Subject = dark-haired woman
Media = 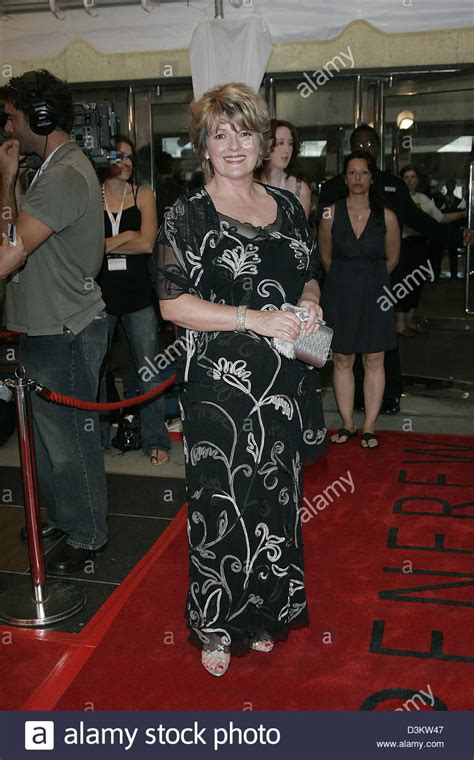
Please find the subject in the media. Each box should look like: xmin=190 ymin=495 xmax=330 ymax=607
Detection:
xmin=258 ymin=119 xmax=311 ymax=219
xmin=97 ymin=135 xmax=170 ymax=465
xmin=319 ymin=151 xmax=400 ymax=449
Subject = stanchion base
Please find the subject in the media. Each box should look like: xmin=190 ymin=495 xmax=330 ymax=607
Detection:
xmin=0 ymin=581 xmax=86 ymax=627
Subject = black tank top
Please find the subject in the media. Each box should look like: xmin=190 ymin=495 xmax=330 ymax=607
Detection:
xmin=97 ymin=185 xmax=154 ymax=316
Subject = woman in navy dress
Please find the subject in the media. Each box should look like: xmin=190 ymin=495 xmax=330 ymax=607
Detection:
xmin=319 ymin=151 xmax=400 ymax=449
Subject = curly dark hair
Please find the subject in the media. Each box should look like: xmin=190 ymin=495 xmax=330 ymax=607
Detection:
xmin=343 ymin=150 xmax=385 ymax=219
xmin=0 ymin=69 xmax=74 ymax=133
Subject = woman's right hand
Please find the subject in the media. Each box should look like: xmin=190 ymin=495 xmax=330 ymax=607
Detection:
xmin=245 ymin=308 xmax=302 ymax=341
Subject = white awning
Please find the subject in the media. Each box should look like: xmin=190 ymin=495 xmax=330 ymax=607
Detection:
xmin=0 ymin=0 xmax=472 ymax=64
xmin=190 ymin=13 xmax=273 ymax=98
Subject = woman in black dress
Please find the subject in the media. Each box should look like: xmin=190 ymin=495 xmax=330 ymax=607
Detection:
xmin=155 ymin=83 xmax=327 ymax=677
xmin=319 ymin=151 xmax=400 ymax=449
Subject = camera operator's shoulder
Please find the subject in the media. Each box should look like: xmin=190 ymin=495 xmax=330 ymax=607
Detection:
xmin=48 ymin=161 xmax=90 ymax=196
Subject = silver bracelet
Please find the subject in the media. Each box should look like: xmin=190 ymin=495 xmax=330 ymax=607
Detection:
xmin=236 ymin=304 xmax=248 ymax=332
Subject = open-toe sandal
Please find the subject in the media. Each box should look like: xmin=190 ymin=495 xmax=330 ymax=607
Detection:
xmin=331 ymin=427 xmax=357 ymax=444
xmin=150 ymin=449 xmax=170 ymax=466
xmin=360 ymin=432 xmax=379 ymax=449
xmin=201 ymin=644 xmax=231 ymax=677
xmin=250 ymin=634 xmax=274 ymax=653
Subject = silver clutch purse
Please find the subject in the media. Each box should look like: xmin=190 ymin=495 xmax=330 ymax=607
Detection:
xmin=272 ymin=303 xmax=333 ymax=368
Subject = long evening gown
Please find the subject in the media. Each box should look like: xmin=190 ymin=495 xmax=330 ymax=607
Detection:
xmin=155 ymin=185 xmax=327 ymax=654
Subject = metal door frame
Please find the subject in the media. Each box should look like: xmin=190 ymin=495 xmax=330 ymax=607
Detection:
xmin=466 ymin=162 xmax=474 ymax=315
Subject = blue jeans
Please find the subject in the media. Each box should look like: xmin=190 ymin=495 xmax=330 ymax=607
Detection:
xmin=20 ymin=314 xmax=108 ymax=550
xmin=99 ymin=306 xmax=170 ymax=456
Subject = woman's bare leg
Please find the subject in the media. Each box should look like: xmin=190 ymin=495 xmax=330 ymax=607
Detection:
xmin=331 ymin=352 xmax=356 ymax=442
xmin=362 ymin=351 xmax=385 ymax=443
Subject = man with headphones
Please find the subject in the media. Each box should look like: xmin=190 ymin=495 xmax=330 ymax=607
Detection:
xmin=0 ymin=69 xmax=108 ymax=573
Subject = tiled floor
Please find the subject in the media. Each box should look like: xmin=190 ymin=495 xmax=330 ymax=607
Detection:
xmin=0 ymin=450 xmax=186 ymax=633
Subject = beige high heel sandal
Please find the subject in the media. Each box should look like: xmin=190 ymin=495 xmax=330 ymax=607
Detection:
xmin=201 ymin=643 xmax=231 ymax=677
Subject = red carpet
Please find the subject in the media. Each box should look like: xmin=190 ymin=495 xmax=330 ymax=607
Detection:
xmin=0 ymin=633 xmax=71 ymax=710
xmin=2 ymin=431 xmax=473 ymax=711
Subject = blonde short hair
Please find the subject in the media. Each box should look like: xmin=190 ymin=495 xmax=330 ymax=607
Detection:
xmin=189 ymin=82 xmax=271 ymax=176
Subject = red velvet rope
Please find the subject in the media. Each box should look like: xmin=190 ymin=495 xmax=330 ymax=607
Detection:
xmin=36 ymin=374 xmax=176 ymax=411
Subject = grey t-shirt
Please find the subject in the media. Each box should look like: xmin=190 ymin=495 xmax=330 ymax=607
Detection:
xmin=7 ymin=141 xmax=105 ymax=336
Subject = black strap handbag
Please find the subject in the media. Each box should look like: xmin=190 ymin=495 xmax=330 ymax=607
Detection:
xmin=111 ymin=413 xmax=142 ymax=452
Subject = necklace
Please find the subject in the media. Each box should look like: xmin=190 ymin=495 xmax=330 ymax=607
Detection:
xmin=348 ymin=205 xmax=369 ymax=221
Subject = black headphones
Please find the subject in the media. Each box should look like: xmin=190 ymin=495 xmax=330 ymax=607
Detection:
xmin=14 ymin=71 xmax=61 ymax=136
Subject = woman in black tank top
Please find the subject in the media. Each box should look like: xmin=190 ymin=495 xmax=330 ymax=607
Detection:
xmin=97 ymin=136 xmax=170 ymax=465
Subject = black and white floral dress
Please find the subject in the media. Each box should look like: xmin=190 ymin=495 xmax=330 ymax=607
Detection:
xmin=154 ymin=185 xmax=327 ymax=654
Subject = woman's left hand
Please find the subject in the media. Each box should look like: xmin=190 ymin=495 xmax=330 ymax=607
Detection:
xmin=297 ymin=298 xmax=323 ymax=336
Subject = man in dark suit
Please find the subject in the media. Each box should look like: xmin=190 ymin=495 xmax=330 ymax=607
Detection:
xmin=318 ymin=124 xmax=463 ymax=414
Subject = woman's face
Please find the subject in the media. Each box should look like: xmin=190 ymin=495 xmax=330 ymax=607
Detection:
xmin=345 ymin=158 xmax=372 ymax=196
xmin=403 ymin=170 xmax=418 ymax=193
xmin=269 ymin=126 xmax=293 ymax=171
xmin=207 ymin=120 xmax=259 ymax=181
xmin=110 ymin=140 xmax=133 ymax=181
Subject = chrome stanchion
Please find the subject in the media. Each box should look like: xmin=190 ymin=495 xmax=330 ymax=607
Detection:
xmin=0 ymin=366 xmax=85 ymax=627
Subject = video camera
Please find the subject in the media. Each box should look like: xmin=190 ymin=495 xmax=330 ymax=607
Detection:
xmin=0 ymin=99 xmax=122 ymax=169
xmin=70 ymin=100 xmax=122 ymax=168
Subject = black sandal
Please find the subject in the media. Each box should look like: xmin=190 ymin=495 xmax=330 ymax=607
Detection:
xmin=360 ymin=432 xmax=379 ymax=449
xmin=331 ymin=427 xmax=357 ymax=444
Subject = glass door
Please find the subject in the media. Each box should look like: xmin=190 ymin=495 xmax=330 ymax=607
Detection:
xmin=466 ymin=161 xmax=474 ymax=315
xmin=382 ymin=72 xmax=474 ymax=389
xmin=384 ymin=74 xmax=474 ymax=305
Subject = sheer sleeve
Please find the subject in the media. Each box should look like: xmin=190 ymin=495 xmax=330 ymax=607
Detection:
xmin=305 ymin=238 xmax=321 ymax=283
xmin=294 ymin=197 xmax=321 ymax=283
xmin=151 ymin=195 xmax=198 ymax=301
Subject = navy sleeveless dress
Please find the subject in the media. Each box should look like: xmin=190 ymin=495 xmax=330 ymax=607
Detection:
xmin=321 ymin=199 xmax=396 ymax=354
